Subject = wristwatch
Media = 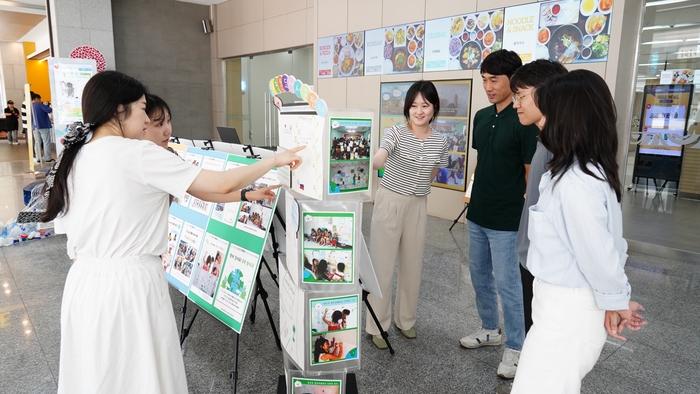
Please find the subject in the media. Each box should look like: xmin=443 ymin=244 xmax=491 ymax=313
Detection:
xmin=241 ymin=188 xmax=249 ymax=202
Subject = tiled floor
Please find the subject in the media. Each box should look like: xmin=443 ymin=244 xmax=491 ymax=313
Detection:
xmin=1 ymin=140 xmax=700 ymax=393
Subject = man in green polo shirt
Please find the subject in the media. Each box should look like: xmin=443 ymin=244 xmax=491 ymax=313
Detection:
xmin=459 ymin=50 xmax=539 ymax=380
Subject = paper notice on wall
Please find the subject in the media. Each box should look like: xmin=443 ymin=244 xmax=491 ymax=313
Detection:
xmin=503 ymin=3 xmax=541 ymax=64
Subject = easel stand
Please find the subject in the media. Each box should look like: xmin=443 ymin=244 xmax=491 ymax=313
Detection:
xmin=449 ymin=203 xmax=469 ymax=232
xmin=360 ymin=279 xmax=394 ymax=354
xmin=179 ymin=296 xmax=199 ymax=348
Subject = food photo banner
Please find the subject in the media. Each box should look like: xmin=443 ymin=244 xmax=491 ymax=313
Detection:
xmin=317 ymin=0 xmax=614 ymax=76
xmin=318 ymin=32 xmax=366 ymax=78
xmin=424 ymin=9 xmax=505 ymax=71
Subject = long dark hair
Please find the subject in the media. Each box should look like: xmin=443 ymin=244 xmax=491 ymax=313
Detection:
xmin=537 ymin=70 xmax=622 ymax=201
xmin=42 ymin=71 xmax=147 ymax=221
xmin=313 ymin=336 xmax=328 ymax=362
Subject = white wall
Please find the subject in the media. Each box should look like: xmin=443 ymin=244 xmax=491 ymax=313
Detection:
xmin=0 ymin=42 xmax=28 ymax=106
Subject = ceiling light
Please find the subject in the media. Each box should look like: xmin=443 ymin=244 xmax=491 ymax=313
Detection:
xmin=641 ymin=39 xmax=684 ymax=45
xmin=639 ymin=62 xmax=666 ymax=66
xmin=646 ymin=0 xmax=689 ymax=7
xmin=686 ymin=38 xmax=700 ymax=42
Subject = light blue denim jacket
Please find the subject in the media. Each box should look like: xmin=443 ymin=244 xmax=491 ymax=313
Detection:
xmin=526 ymin=162 xmax=631 ymax=310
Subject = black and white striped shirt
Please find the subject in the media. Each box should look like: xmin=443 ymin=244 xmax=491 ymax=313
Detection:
xmin=380 ymin=124 xmax=449 ymax=196
xmin=21 ymin=102 xmax=27 ymax=133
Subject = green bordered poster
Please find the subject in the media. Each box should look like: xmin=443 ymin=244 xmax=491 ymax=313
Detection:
xmin=329 ymin=118 xmax=371 ymax=194
xmin=163 ymin=145 xmax=279 ymax=333
xmin=292 ymin=377 xmax=342 ymax=394
xmin=309 ymin=295 xmax=359 ymax=366
xmin=301 ymin=212 xmax=355 ymax=285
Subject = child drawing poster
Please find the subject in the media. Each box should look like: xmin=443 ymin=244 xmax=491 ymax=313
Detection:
xmin=171 ymin=222 xmax=204 ymax=287
xmin=163 ymin=215 xmax=183 ymax=272
xmin=309 ymin=295 xmax=359 ymax=366
xmin=190 ymin=233 xmax=229 ymax=303
xmin=301 ymin=212 xmax=355 ymax=284
xmin=234 ymin=169 xmax=279 ymax=238
xmin=292 ymin=377 xmax=342 ymax=394
xmin=211 ymin=161 xmax=244 ymax=225
xmin=213 ymin=245 xmax=260 ymax=326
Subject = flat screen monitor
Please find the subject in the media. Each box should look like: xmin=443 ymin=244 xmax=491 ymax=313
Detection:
xmin=216 ymin=126 xmax=241 ymax=144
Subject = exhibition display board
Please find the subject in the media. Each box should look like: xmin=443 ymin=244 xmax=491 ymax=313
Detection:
xmin=317 ymin=0 xmax=615 ymax=77
xmin=378 ymin=79 xmax=472 ymax=191
xmin=47 ymin=58 xmax=97 ymax=156
xmin=270 ymin=74 xmax=375 ymax=392
xmin=163 ymin=145 xmax=280 ymax=333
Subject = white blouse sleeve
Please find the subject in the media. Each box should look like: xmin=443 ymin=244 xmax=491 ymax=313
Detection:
xmin=559 ymin=182 xmax=631 ymax=310
xmin=139 ymin=143 xmax=202 ymax=198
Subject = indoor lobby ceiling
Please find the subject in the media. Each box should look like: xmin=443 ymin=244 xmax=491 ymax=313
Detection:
xmin=0 ymin=0 xmax=45 ymax=42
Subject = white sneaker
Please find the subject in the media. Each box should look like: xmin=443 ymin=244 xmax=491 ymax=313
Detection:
xmin=497 ymin=348 xmax=520 ymax=379
xmin=459 ymin=327 xmax=502 ymax=349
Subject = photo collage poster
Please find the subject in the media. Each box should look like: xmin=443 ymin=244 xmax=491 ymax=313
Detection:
xmin=378 ymin=80 xmax=472 ymax=191
xmin=164 ymin=146 xmax=281 ymax=333
xmin=291 ymin=377 xmax=342 ymax=394
xmin=301 ymin=212 xmax=355 ymax=285
xmin=329 ymin=118 xmax=371 ymax=194
xmin=309 ymin=295 xmax=359 ymax=366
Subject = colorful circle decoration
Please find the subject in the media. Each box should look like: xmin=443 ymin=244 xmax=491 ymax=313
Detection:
xmin=269 ymin=74 xmax=328 ymax=117
xmin=69 ymin=45 xmax=106 ymax=72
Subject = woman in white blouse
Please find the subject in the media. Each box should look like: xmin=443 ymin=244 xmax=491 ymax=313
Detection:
xmin=511 ymin=70 xmax=646 ymax=393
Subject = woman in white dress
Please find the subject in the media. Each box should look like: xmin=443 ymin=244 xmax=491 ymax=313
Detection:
xmin=42 ymin=71 xmax=303 ymax=394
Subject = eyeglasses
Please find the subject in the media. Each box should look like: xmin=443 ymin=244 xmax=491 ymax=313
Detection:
xmin=512 ymin=93 xmax=530 ymax=104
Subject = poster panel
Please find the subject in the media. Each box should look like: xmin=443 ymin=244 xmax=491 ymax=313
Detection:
xmin=291 ymin=378 xmax=342 ymax=394
xmin=301 ymin=212 xmax=355 ymax=285
xmin=503 ymin=3 xmax=541 ymax=63
xmin=378 ymin=80 xmax=472 ymax=191
xmin=317 ymin=31 xmax=366 ymax=78
xmin=538 ymin=0 xmax=613 ymax=64
xmin=164 ymin=147 xmax=282 ymax=333
xmin=309 ymin=295 xmax=359 ymax=366
xmin=365 ymin=22 xmax=425 ymax=75
xmin=329 ymin=118 xmax=371 ymax=194
xmin=47 ymin=58 xmax=97 ymax=156
xmin=424 ymin=9 xmax=504 ymax=72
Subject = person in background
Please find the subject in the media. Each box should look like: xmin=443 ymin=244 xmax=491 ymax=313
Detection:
xmin=366 ymin=80 xmax=448 ymax=349
xmin=31 ymin=93 xmax=54 ymax=163
xmin=21 ymin=93 xmax=33 ymax=140
xmin=42 ymin=70 xmax=303 ymax=393
xmin=142 ymin=93 xmax=278 ymax=203
xmin=511 ymin=70 xmax=646 ymax=393
xmin=4 ymin=100 xmax=20 ymax=145
xmin=459 ymin=50 xmax=539 ymax=380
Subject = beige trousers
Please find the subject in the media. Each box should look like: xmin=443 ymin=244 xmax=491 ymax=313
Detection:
xmin=365 ymin=186 xmax=427 ymax=335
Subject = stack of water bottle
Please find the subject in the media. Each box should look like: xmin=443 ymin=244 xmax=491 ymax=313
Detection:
xmin=0 ymin=220 xmax=53 ymax=246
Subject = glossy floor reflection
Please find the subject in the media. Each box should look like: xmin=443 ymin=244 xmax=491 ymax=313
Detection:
xmin=1 ymin=208 xmax=699 ymax=394
xmin=1 ymin=140 xmax=699 ymax=393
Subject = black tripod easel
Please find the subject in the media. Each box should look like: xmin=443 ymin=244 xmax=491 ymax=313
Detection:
xmin=449 ymin=202 xmax=469 ymax=232
xmin=179 ymin=296 xmax=199 ymax=348
xmin=360 ymin=278 xmax=394 ymax=354
xmin=231 ymin=150 xmax=286 ymax=393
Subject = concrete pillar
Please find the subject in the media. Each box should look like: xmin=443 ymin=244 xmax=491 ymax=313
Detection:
xmin=47 ymin=0 xmax=116 ymax=71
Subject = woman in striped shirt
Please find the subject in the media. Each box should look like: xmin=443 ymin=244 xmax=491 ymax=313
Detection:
xmin=366 ymin=81 xmax=449 ymax=348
